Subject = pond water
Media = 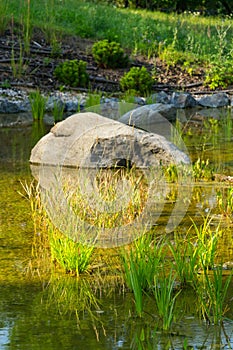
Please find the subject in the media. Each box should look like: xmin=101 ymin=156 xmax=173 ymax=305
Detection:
xmin=0 ymin=110 xmax=233 ymax=349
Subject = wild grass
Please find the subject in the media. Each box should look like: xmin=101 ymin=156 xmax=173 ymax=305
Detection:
xmin=0 ymin=0 xmax=10 ymax=35
xmin=4 ymin=0 xmax=233 ymax=66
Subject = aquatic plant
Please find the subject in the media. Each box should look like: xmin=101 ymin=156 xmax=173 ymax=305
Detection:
xmin=168 ymin=231 xmax=199 ymax=287
xmin=121 ymin=234 xmax=165 ymax=317
xmin=152 ymin=270 xmax=181 ymax=331
xmin=67 ymin=167 xmax=148 ymax=229
xmin=52 ymin=100 xmax=64 ymax=122
xmin=192 ymin=158 xmax=214 ymax=181
xmin=49 ymin=228 xmax=94 ymax=276
xmin=29 ymin=89 xmax=47 ymax=121
xmin=195 ymin=267 xmax=233 ymax=325
xmin=191 ymin=216 xmax=220 ymax=271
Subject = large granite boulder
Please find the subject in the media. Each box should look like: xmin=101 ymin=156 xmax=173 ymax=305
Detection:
xmin=30 ymin=111 xmax=190 ymax=168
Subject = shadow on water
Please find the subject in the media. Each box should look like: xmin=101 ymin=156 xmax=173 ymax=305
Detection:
xmin=0 ymin=111 xmax=233 ymax=349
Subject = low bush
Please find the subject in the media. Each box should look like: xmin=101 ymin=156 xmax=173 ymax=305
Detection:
xmin=92 ymin=39 xmax=129 ymax=68
xmin=204 ymin=60 xmax=233 ymax=90
xmin=54 ymin=59 xmax=89 ymax=87
xmin=120 ymin=66 xmax=154 ymax=95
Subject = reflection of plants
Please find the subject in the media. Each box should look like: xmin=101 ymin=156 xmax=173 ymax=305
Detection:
xmin=192 ymin=158 xmax=213 ymax=181
xmin=54 ymin=59 xmax=89 ymax=88
xmin=29 ymin=89 xmax=47 ymax=121
xmin=92 ymin=39 xmax=128 ymax=68
xmin=120 ymin=66 xmax=154 ymax=96
xmin=67 ymin=168 xmax=148 ymax=228
xmin=217 ymin=187 xmax=233 ymax=218
xmin=45 ymin=276 xmax=102 ymax=329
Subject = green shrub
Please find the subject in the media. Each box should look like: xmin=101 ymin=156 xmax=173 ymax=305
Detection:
xmin=120 ymin=66 xmax=154 ymax=95
xmin=204 ymin=60 xmax=233 ymax=90
xmin=92 ymin=39 xmax=129 ymax=69
xmin=54 ymin=59 xmax=89 ymax=87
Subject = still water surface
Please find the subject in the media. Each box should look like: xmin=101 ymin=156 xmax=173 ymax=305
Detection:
xmin=0 ymin=112 xmax=233 ymax=349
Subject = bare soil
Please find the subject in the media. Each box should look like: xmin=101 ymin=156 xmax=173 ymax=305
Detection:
xmin=0 ymin=28 xmax=230 ymax=96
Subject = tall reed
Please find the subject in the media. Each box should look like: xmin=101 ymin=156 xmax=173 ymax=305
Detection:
xmin=168 ymin=231 xmax=199 ymax=287
xmin=121 ymin=234 xmax=165 ymax=317
xmin=29 ymin=89 xmax=47 ymax=121
xmin=195 ymin=267 xmax=233 ymax=325
xmin=152 ymin=270 xmax=181 ymax=331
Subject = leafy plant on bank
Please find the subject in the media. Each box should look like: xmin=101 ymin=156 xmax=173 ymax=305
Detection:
xmin=54 ymin=59 xmax=89 ymax=88
xmin=120 ymin=66 xmax=154 ymax=96
xmin=92 ymin=39 xmax=129 ymax=68
xmin=204 ymin=59 xmax=233 ymax=90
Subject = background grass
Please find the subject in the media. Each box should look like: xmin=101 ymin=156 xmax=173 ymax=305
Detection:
xmin=3 ymin=0 xmax=233 ymax=62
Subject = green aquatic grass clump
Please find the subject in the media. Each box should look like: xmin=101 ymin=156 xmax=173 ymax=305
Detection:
xmin=54 ymin=59 xmax=89 ymax=88
xmin=49 ymin=231 xmax=94 ymax=276
xmin=29 ymin=89 xmax=47 ymax=121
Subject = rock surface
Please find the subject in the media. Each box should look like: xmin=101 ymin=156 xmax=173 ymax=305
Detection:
xmin=119 ymin=103 xmax=177 ymax=139
xmin=197 ymin=92 xmax=230 ymax=107
xmin=30 ymin=112 xmax=190 ymax=168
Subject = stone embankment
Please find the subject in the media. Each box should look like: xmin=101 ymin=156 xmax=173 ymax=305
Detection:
xmin=0 ymin=88 xmax=233 ymax=127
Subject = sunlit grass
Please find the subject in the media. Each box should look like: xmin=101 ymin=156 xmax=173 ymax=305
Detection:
xmin=4 ymin=0 xmax=233 ymax=62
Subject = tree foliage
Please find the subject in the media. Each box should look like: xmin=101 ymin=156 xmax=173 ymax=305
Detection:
xmin=107 ymin=0 xmax=232 ymax=14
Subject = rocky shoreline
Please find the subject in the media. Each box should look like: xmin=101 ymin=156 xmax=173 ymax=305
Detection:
xmin=0 ymin=87 xmax=233 ymax=127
